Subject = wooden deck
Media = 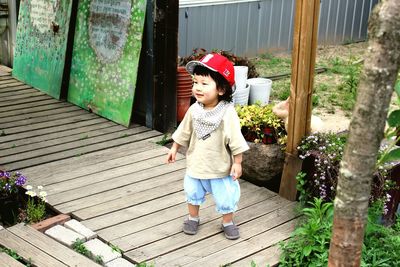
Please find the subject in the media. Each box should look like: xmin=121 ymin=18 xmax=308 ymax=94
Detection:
xmin=0 ymin=69 xmax=299 ymax=266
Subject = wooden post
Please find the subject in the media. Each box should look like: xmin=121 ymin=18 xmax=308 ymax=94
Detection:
xmin=279 ymin=0 xmax=320 ymax=200
xmin=153 ymin=0 xmax=178 ymax=133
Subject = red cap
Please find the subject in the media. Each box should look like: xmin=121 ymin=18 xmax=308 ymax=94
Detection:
xmin=186 ymin=53 xmax=235 ymax=86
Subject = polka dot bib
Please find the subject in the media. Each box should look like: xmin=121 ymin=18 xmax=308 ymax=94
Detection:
xmin=192 ymin=101 xmax=231 ymax=140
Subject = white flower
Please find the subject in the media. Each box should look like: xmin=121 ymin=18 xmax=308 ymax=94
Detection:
xmin=37 ymin=185 xmax=43 ymax=190
xmin=26 ymin=185 xmax=33 ymax=190
xmin=39 ymin=191 xmax=47 ymax=198
xmin=26 ymin=191 xmax=37 ymax=197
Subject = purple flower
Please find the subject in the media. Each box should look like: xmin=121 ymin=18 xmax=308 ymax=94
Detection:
xmin=15 ymin=175 xmax=27 ymax=186
xmin=4 ymin=172 xmax=10 ymax=178
xmin=0 ymin=170 xmax=4 ymax=177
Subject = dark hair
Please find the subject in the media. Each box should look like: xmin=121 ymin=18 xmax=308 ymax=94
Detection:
xmin=193 ymin=65 xmax=233 ymax=102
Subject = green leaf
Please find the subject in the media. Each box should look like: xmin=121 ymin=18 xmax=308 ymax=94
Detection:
xmin=380 ymin=147 xmax=400 ymax=164
xmin=394 ymin=80 xmax=400 ymax=97
xmin=303 ymin=246 xmax=313 ymax=256
xmin=387 ymin=110 xmax=400 ymax=127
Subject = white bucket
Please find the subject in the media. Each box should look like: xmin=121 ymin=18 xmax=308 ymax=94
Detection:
xmin=233 ymin=84 xmax=250 ymax=106
xmin=234 ymin=66 xmax=248 ymax=90
xmin=247 ymin=78 xmax=272 ymax=106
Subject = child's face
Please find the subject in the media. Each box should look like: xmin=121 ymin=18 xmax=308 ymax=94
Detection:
xmin=192 ymin=74 xmax=224 ymax=109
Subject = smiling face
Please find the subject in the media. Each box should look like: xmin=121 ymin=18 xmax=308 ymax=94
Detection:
xmin=192 ymin=74 xmax=224 ymax=109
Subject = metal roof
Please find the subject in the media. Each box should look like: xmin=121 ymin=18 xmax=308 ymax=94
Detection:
xmin=179 ymin=0 xmax=259 ymax=8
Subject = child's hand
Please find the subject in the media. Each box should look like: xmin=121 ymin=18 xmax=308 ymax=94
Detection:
xmin=166 ymin=142 xmax=180 ymax=163
xmin=230 ymin=163 xmax=242 ymax=180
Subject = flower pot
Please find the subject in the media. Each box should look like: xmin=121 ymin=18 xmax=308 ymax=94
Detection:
xmin=234 ymin=66 xmax=248 ymax=90
xmin=0 ymin=194 xmax=22 ymax=226
xmin=233 ymin=84 xmax=250 ymax=106
xmin=177 ymin=67 xmax=193 ymax=122
xmin=247 ymin=78 xmax=272 ymax=106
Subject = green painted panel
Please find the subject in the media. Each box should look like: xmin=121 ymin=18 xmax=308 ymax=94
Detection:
xmin=12 ymin=0 xmax=73 ymax=99
xmin=68 ymin=0 xmax=147 ymax=127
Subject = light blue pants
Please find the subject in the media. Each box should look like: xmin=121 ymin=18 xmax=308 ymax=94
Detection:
xmin=184 ymin=174 xmax=241 ymax=214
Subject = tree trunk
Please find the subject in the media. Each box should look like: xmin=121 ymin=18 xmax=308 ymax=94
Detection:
xmin=328 ymin=1 xmax=400 ymax=266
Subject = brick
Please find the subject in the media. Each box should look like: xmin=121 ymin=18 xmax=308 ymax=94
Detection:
xmin=64 ymin=219 xmax=97 ymax=240
xmin=105 ymin=257 xmax=136 ymax=267
xmin=31 ymin=214 xmax=70 ymax=232
xmin=84 ymin=239 xmax=121 ymax=264
xmin=45 ymin=225 xmax=85 ymax=247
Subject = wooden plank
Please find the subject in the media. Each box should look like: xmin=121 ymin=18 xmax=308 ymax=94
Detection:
xmin=0 ymin=117 xmax=108 ymax=143
xmin=0 ymin=109 xmax=88 ymax=129
xmin=56 ymin=162 xmax=186 ymax=215
xmin=0 ymin=95 xmax=54 ymax=108
xmin=112 ymin=186 xmax=278 ymax=253
xmin=98 ymin=182 xmax=265 ymax=241
xmin=0 ymin=228 xmax=67 ymax=267
xmin=0 ymin=85 xmax=32 ymax=93
xmin=0 ymin=65 xmax=12 ymax=72
xmin=2 ymin=129 xmax=161 ymax=170
xmin=0 ymin=105 xmax=82 ymax=125
xmin=21 ymin=136 xmax=162 ymax=179
xmin=0 ymin=121 xmax=117 ymax=151
xmin=0 ymin=101 xmax=75 ymax=119
xmin=183 ymin=219 xmax=298 ymax=267
xmin=0 ymin=252 xmax=26 ymax=267
xmin=2 ymin=126 xmax=151 ymax=164
xmin=1 ymin=90 xmax=45 ymax=101
xmin=8 ymin=224 xmax=100 ymax=267
xmin=1 ymin=112 xmax=99 ymax=135
xmin=0 ymin=87 xmax=41 ymax=97
xmin=0 ymin=79 xmax=23 ymax=85
xmin=1 ymin=124 xmax=124 ymax=156
xmin=0 ymin=98 xmax=63 ymax=113
xmin=124 ymin=195 xmax=292 ymax=263
xmin=46 ymin=151 xmax=174 ymax=201
xmin=0 ymin=75 xmax=13 ymax=81
xmin=44 ymin=147 xmax=169 ymax=194
xmin=154 ymin=202 xmax=296 ymax=267
xmin=84 ymin=186 xmax=185 ymax=232
xmin=0 ymin=81 xmax=24 ymax=89
xmin=232 ymin=244 xmax=282 ymax=267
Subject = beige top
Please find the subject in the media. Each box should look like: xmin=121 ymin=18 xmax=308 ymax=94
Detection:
xmin=172 ymin=104 xmax=249 ymax=179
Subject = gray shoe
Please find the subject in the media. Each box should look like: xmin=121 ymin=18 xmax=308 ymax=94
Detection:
xmin=222 ymin=223 xmax=240 ymax=240
xmin=183 ymin=219 xmax=199 ymax=235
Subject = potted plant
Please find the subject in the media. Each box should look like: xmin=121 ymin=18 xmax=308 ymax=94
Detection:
xmin=0 ymin=170 xmax=27 ymax=226
xmin=235 ymin=103 xmax=287 ymax=188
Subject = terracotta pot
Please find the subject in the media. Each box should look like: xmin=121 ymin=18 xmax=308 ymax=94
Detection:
xmin=177 ymin=67 xmax=193 ymax=122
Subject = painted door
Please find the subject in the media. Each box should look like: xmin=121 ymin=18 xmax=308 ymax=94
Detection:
xmin=68 ymin=0 xmax=147 ymax=127
xmin=12 ymin=0 xmax=73 ymax=99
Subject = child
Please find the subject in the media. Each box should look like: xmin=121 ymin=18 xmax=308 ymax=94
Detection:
xmin=166 ymin=53 xmax=249 ymax=240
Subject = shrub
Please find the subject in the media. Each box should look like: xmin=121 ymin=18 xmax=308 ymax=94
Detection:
xmin=235 ymin=103 xmax=286 ymax=145
xmin=178 ymin=48 xmax=259 ymax=78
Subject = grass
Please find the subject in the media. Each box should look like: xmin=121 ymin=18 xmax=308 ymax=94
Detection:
xmin=251 ymin=42 xmax=372 ymax=116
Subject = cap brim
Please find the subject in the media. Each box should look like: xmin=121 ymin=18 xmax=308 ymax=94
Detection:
xmin=185 ymin=60 xmax=217 ymax=75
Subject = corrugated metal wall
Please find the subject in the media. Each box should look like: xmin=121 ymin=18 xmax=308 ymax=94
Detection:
xmin=0 ymin=0 xmax=17 ymax=67
xmin=178 ymin=0 xmax=379 ymax=57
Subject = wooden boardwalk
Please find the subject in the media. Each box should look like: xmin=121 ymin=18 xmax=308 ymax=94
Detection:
xmin=0 ymin=69 xmax=299 ymax=266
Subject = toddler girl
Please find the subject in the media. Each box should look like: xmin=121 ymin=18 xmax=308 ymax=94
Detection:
xmin=166 ymin=53 xmax=249 ymax=240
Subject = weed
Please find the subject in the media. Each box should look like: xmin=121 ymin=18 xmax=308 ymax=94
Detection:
xmin=94 ymin=255 xmax=104 ymax=264
xmin=0 ymin=247 xmax=22 ymax=261
xmin=80 ymin=135 xmax=89 ymax=139
xmin=156 ymin=133 xmax=171 ymax=146
xmin=0 ymin=130 xmax=6 ymax=136
xmin=137 ymin=262 xmax=155 ymax=267
xmin=110 ymin=244 xmax=122 ymax=253
xmin=72 ymin=239 xmax=90 ymax=257
xmin=279 ymin=198 xmax=333 ymax=266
